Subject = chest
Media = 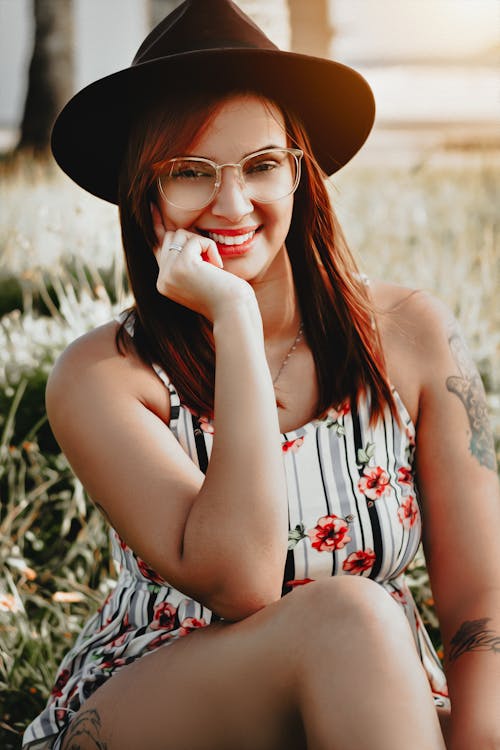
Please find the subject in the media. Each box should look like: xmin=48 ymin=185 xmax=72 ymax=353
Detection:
xmin=172 ymin=390 xmax=421 ymax=588
xmin=279 ymin=403 xmax=421 ymax=589
xmin=274 ymin=345 xmax=320 ymax=433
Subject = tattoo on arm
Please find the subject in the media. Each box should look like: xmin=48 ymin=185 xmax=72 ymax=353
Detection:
xmin=449 ymin=617 xmax=500 ymax=663
xmin=446 ymin=328 xmax=496 ymax=471
xmin=61 ymin=708 xmax=108 ymax=749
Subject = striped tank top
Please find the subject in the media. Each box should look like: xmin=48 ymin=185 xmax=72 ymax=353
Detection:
xmin=23 ymin=351 xmax=450 ymax=748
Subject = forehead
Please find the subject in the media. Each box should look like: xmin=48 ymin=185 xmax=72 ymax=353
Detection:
xmin=189 ymin=95 xmax=287 ymax=159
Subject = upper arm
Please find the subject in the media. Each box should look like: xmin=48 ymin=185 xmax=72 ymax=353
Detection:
xmin=410 ymin=293 xmax=500 ymax=631
xmin=45 ymin=324 xmax=213 ymax=603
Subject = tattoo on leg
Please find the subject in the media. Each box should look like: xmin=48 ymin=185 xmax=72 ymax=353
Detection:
xmin=446 ymin=329 xmax=496 ymax=471
xmin=449 ymin=618 xmax=500 ymax=662
xmin=61 ymin=708 xmax=108 ymax=750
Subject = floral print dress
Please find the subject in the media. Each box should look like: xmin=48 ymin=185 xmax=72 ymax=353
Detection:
xmin=23 ymin=360 xmax=449 ymax=749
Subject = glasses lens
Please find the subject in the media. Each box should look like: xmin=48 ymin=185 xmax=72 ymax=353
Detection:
xmin=159 ymin=159 xmax=217 ymax=210
xmin=242 ymin=149 xmax=299 ymax=202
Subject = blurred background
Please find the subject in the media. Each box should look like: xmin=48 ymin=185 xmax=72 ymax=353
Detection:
xmin=1 ymin=0 xmax=499 ymax=159
xmin=0 ymin=2 xmax=499 ymax=748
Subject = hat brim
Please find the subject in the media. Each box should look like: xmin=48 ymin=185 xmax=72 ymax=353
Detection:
xmin=51 ymin=48 xmax=375 ymax=204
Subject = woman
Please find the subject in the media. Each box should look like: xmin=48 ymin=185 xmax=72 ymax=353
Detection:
xmin=23 ymin=1 xmax=500 ymax=749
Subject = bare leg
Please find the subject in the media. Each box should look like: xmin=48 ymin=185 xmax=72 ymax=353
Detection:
xmin=293 ymin=578 xmax=446 ymax=750
xmin=61 ymin=577 xmax=446 ymax=750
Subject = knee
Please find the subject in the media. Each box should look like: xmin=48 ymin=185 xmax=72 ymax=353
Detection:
xmin=287 ymin=576 xmax=411 ymax=641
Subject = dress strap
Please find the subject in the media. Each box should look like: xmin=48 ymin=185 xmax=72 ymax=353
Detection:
xmin=151 ymin=364 xmax=181 ymax=431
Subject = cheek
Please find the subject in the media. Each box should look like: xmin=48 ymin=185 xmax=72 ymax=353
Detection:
xmin=272 ymin=199 xmax=294 ymax=234
xmin=160 ymin=204 xmax=203 ymax=231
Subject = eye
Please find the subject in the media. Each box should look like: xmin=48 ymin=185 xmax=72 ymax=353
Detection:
xmin=247 ymin=160 xmax=279 ymax=173
xmin=244 ymin=158 xmax=283 ymax=177
xmin=168 ymin=161 xmax=214 ymax=179
xmin=170 ymin=168 xmax=212 ymax=179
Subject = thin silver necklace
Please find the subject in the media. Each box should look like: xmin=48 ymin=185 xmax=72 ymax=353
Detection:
xmin=272 ymin=322 xmax=304 ymax=386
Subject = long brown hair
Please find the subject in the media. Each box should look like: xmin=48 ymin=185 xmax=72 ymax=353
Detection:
xmin=116 ymin=88 xmax=397 ymax=424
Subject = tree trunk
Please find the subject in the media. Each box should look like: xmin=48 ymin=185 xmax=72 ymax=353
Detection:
xmin=17 ymin=0 xmax=74 ymax=152
xmin=288 ymin=0 xmax=334 ymax=58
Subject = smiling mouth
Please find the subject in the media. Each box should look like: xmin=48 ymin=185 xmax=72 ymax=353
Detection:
xmin=197 ymin=226 xmax=262 ymax=246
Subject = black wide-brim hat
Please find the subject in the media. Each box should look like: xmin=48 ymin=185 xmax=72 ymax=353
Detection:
xmin=51 ymin=0 xmax=375 ymax=205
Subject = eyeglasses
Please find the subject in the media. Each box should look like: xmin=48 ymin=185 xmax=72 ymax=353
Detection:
xmin=157 ymin=147 xmax=303 ymax=211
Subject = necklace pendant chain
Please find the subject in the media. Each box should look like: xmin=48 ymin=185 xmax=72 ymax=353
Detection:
xmin=272 ymin=322 xmax=304 ymax=386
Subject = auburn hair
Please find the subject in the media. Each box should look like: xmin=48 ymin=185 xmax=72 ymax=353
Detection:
xmin=116 ymin=87 xmax=398 ymax=424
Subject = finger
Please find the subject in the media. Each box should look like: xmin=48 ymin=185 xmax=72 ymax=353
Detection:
xmin=202 ymin=241 xmax=224 ymax=269
xmin=179 ymin=235 xmax=224 ymax=269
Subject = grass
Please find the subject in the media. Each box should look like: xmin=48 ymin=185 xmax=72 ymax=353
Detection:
xmin=0 ymin=148 xmax=498 ymax=748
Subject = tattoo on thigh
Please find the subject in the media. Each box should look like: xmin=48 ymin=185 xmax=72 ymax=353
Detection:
xmin=61 ymin=708 xmax=108 ymax=750
xmin=446 ymin=329 xmax=496 ymax=471
xmin=449 ymin=618 xmax=500 ymax=662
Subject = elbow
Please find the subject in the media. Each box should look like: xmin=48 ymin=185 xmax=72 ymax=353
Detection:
xmin=211 ymin=585 xmax=282 ymax=622
xmin=178 ymin=540 xmax=287 ymax=621
xmin=206 ymin=568 xmax=284 ymax=622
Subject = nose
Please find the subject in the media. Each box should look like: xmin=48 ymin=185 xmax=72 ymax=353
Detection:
xmin=210 ymin=165 xmax=254 ymax=221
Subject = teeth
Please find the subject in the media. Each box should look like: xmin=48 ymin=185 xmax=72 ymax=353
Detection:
xmin=207 ymin=230 xmax=255 ymax=245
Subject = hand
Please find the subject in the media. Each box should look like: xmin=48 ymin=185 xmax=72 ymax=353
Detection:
xmin=151 ymin=203 xmax=256 ymax=322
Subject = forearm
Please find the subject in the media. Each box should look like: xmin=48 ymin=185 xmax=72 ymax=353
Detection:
xmin=182 ymin=296 xmax=289 ymax=613
xmin=442 ymin=589 xmax=500 ymax=750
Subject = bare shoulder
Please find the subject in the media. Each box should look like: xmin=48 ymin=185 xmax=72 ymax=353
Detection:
xmin=46 ymin=320 xmax=171 ymax=426
xmin=368 ymin=280 xmax=457 ymax=420
xmin=370 ymin=279 xmax=454 ymax=348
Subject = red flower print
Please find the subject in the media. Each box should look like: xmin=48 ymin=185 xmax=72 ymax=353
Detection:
xmin=100 ymin=657 xmax=127 ymax=671
xmin=390 ymin=589 xmax=408 ymax=606
xmin=107 ymin=617 xmax=132 ymax=649
xmin=147 ymin=630 xmax=176 ymax=651
xmin=98 ymin=615 xmax=115 ymax=632
xmin=286 ymin=578 xmax=315 ymax=588
xmin=282 ymin=437 xmax=305 ymax=453
xmin=307 ymin=515 xmax=352 ymax=552
xmin=151 ymin=602 xmax=177 ymax=631
xmin=357 ymin=466 xmax=391 ymax=500
xmin=327 ymin=402 xmax=351 ymax=420
xmin=51 ymin=669 xmax=71 ymax=697
xmin=342 ymin=549 xmax=376 ymax=574
xmin=397 ymin=466 xmax=413 ymax=485
xmin=431 ymin=684 xmax=449 ymax=699
xmin=114 ymin=531 xmax=128 ymax=550
xmin=405 ymin=424 xmax=416 ymax=446
xmin=397 ymin=496 xmax=419 ymax=528
xmin=198 ymin=417 xmax=215 ymax=434
xmin=97 ymin=591 xmax=112 ymax=614
xmin=136 ymin=556 xmax=167 ymax=585
xmin=107 ymin=632 xmax=128 ymax=649
xmin=179 ymin=617 xmax=207 ymax=636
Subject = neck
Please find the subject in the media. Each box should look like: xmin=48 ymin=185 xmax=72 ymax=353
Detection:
xmin=250 ymin=245 xmax=301 ymax=342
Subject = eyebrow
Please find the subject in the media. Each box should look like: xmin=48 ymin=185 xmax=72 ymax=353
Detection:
xmin=187 ymin=144 xmax=284 ymax=161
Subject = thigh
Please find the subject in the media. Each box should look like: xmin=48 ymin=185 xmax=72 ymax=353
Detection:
xmin=59 ymin=576 xmax=430 ymax=750
xmin=60 ymin=594 xmax=308 ymax=750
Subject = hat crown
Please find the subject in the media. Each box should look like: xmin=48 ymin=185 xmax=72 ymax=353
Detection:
xmin=132 ymin=0 xmax=278 ymax=65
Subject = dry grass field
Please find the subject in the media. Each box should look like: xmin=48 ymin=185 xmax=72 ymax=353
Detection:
xmin=0 ymin=143 xmax=498 ymax=747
